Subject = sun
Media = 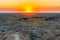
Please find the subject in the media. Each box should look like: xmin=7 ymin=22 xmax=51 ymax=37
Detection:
xmin=21 ymin=6 xmax=35 ymax=17
xmin=23 ymin=6 xmax=35 ymax=13
xmin=25 ymin=6 xmax=31 ymax=13
xmin=25 ymin=9 xmax=32 ymax=13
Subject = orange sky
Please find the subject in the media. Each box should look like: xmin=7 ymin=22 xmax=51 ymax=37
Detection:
xmin=0 ymin=0 xmax=60 ymax=13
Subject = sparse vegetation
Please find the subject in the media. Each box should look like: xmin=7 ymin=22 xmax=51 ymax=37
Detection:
xmin=0 ymin=15 xmax=60 ymax=40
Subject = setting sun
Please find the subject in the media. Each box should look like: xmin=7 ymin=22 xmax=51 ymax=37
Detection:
xmin=25 ymin=7 xmax=33 ymax=13
xmin=21 ymin=6 xmax=34 ymax=16
xmin=23 ymin=6 xmax=35 ymax=13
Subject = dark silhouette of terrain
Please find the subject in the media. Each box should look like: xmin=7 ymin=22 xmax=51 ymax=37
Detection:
xmin=0 ymin=13 xmax=60 ymax=18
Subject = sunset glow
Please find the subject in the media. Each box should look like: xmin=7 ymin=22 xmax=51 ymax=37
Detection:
xmin=0 ymin=0 xmax=60 ymax=13
xmin=23 ymin=6 xmax=34 ymax=13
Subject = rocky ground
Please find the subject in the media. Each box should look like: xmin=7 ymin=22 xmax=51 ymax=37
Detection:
xmin=0 ymin=16 xmax=60 ymax=40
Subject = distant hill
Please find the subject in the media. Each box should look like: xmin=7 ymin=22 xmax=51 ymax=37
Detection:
xmin=0 ymin=13 xmax=60 ymax=18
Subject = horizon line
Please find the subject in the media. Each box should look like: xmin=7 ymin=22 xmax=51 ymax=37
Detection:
xmin=0 ymin=11 xmax=60 ymax=13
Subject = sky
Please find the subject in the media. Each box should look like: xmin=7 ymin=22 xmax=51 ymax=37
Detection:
xmin=0 ymin=0 xmax=60 ymax=13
